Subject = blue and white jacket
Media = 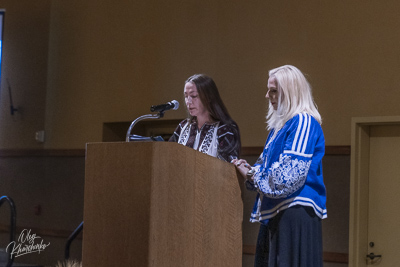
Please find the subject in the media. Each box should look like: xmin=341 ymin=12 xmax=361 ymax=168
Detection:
xmin=247 ymin=112 xmax=327 ymax=224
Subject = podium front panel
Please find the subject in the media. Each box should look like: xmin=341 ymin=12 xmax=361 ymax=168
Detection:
xmin=83 ymin=142 xmax=242 ymax=267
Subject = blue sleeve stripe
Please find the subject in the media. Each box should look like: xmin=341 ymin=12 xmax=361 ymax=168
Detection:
xmin=291 ymin=113 xmax=312 ymax=154
xmin=297 ymin=113 xmax=308 ymax=152
xmin=291 ymin=113 xmax=303 ymax=151
xmin=301 ymin=114 xmax=311 ymax=154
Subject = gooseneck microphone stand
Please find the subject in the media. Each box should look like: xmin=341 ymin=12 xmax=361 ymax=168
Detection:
xmin=125 ymin=111 xmax=165 ymax=142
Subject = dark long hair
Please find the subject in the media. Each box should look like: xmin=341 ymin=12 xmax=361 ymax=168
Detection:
xmin=185 ymin=74 xmax=241 ymax=155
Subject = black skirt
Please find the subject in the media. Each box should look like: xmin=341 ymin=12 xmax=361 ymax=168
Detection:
xmin=254 ymin=205 xmax=323 ymax=267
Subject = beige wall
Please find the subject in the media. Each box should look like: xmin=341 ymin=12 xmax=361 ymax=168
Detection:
xmin=0 ymin=1 xmax=50 ymax=149
xmin=1 ymin=0 xmax=400 ymax=149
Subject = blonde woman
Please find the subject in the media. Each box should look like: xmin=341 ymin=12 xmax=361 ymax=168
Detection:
xmin=233 ymin=65 xmax=326 ymax=267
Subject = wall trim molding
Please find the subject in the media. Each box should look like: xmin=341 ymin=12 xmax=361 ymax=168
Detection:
xmin=0 ymin=149 xmax=86 ymax=157
xmin=0 ymin=146 xmax=350 ymax=158
xmin=0 ymin=223 xmax=82 ymax=240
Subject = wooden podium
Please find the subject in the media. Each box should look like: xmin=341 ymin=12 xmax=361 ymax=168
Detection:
xmin=82 ymin=142 xmax=243 ymax=266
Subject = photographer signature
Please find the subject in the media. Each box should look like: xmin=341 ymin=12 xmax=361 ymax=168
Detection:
xmin=6 ymin=229 xmax=50 ymax=257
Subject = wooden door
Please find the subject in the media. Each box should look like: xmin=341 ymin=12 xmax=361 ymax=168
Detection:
xmin=350 ymin=117 xmax=400 ymax=266
xmin=367 ymin=125 xmax=400 ymax=265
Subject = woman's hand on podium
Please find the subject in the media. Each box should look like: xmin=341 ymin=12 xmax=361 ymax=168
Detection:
xmin=231 ymin=158 xmax=253 ymax=182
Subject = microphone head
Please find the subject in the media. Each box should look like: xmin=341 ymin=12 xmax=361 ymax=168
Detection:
xmin=170 ymin=100 xmax=179 ymax=110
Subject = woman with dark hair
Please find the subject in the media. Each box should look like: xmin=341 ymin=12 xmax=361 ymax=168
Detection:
xmin=169 ymin=74 xmax=240 ymax=161
xmin=232 ymin=65 xmax=326 ymax=267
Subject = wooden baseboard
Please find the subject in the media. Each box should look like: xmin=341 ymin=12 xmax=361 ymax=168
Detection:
xmin=243 ymin=245 xmax=348 ymax=263
xmin=1 ymin=225 xmax=348 ymax=263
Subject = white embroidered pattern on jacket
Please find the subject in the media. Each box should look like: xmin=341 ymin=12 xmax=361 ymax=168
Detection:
xmin=178 ymin=122 xmax=217 ymax=155
xmin=177 ymin=122 xmax=190 ymax=145
xmin=257 ymin=154 xmax=311 ymax=199
xmin=199 ymin=124 xmax=216 ymax=154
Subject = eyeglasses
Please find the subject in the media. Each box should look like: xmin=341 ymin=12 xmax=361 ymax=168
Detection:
xmin=185 ymin=95 xmax=198 ymax=103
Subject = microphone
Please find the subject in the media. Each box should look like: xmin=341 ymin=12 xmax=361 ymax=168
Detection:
xmin=150 ymin=100 xmax=179 ymax=112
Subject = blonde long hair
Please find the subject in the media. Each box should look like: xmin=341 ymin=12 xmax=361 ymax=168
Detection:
xmin=266 ymin=65 xmax=322 ymax=130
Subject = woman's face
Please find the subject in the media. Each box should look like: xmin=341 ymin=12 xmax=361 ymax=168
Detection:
xmin=184 ymin=82 xmax=209 ymax=118
xmin=266 ymin=76 xmax=279 ymax=110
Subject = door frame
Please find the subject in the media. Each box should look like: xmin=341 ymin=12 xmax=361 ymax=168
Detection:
xmin=349 ymin=116 xmax=400 ymax=266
